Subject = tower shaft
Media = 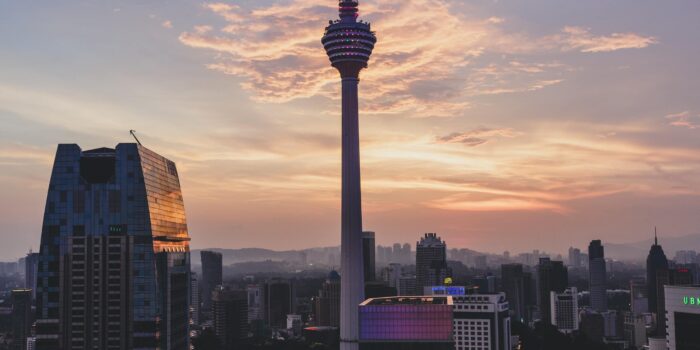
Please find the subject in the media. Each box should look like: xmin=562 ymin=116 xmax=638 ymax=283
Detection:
xmin=340 ymin=77 xmax=364 ymax=350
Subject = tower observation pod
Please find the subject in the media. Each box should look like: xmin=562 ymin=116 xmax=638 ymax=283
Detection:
xmin=321 ymin=1 xmax=376 ymax=350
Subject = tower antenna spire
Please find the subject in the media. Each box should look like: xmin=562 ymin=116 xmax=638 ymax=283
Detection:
xmin=654 ymin=226 xmax=658 ymax=245
xmin=129 ymin=130 xmax=143 ymax=146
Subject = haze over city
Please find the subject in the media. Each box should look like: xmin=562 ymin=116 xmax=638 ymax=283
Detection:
xmin=2 ymin=0 xmax=700 ymax=260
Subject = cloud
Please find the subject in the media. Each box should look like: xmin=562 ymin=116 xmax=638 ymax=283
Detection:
xmin=437 ymin=127 xmax=520 ymax=147
xmin=180 ymin=0 xmax=654 ymax=115
xmin=666 ymin=111 xmax=700 ymax=129
xmin=161 ymin=20 xmax=173 ymax=29
xmin=555 ymin=26 xmax=657 ymax=53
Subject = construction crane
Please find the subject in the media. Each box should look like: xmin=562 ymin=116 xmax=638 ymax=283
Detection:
xmin=129 ymin=130 xmax=142 ymax=146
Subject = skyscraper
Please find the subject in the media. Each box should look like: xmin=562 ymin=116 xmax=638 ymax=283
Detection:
xmin=24 ymin=252 xmax=38 ymax=301
xmin=190 ymin=272 xmax=200 ymax=326
xmin=265 ymin=279 xmax=295 ymax=329
xmin=35 ymin=144 xmax=191 ymax=349
xmin=588 ymin=240 xmax=608 ymax=312
xmin=315 ymin=271 xmax=341 ymax=327
xmin=322 ymin=1 xmax=376 ymax=348
xmin=550 ymin=287 xmax=579 ymax=334
xmin=201 ymin=250 xmax=223 ymax=315
xmin=501 ymin=264 xmax=528 ymax=322
xmin=416 ymin=233 xmax=451 ymax=293
xmin=212 ymin=287 xmax=249 ymax=350
xmin=536 ymin=257 xmax=568 ymax=324
xmin=362 ymin=231 xmax=376 ymax=282
xmin=568 ymin=247 xmax=581 ymax=268
xmin=11 ymin=289 xmax=32 ymax=350
xmin=646 ymin=230 xmax=668 ymax=335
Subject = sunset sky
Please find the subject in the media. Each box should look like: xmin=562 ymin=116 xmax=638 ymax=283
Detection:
xmin=2 ymin=0 xmax=700 ymax=260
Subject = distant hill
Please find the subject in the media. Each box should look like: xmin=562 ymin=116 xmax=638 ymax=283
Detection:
xmin=191 ymin=246 xmax=340 ymax=267
xmin=605 ymin=233 xmax=700 ymax=261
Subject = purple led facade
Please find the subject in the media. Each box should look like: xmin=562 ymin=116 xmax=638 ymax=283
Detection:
xmin=359 ymin=298 xmax=454 ymax=342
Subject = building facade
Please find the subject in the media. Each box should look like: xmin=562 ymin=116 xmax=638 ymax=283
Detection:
xmin=451 ymin=293 xmax=511 ymax=350
xmin=646 ymin=233 xmax=668 ymax=336
xmin=265 ymin=279 xmax=294 ymax=329
xmin=212 ymin=287 xmax=249 ymax=350
xmin=550 ymin=287 xmax=579 ymax=334
xmin=535 ymin=258 xmax=568 ymax=324
xmin=588 ymin=240 xmax=608 ymax=312
xmin=358 ymin=296 xmax=454 ymax=350
xmin=35 ymin=144 xmax=191 ymax=350
xmin=664 ymin=285 xmax=700 ymax=350
xmin=200 ymin=250 xmax=223 ymax=315
xmin=315 ymin=271 xmax=341 ymax=327
xmin=416 ymin=233 xmax=451 ymax=294
xmin=362 ymin=231 xmax=376 ymax=282
xmin=11 ymin=289 xmax=32 ymax=350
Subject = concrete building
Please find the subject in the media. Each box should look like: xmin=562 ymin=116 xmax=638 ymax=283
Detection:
xmin=322 ymin=1 xmax=377 ymax=348
xmin=212 ymin=287 xmax=249 ymax=350
xmin=190 ymin=272 xmax=200 ymax=326
xmin=11 ymin=289 xmax=32 ymax=350
xmin=623 ymin=312 xmax=647 ymax=349
xmin=246 ymin=284 xmax=264 ymax=323
xmin=200 ymin=251 xmax=223 ymax=315
xmin=362 ymin=231 xmax=376 ymax=282
xmin=551 ymin=287 xmax=579 ymax=334
xmin=358 ymin=296 xmax=454 ymax=350
xmin=588 ymin=240 xmax=608 ymax=312
xmin=416 ymin=233 xmax=451 ymax=293
xmin=314 ymin=271 xmax=341 ymax=327
xmin=35 ymin=144 xmax=191 ymax=350
xmin=536 ymin=258 xmax=568 ymax=324
xmin=452 ymin=293 xmax=511 ymax=350
xmin=664 ymin=285 xmax=700 ymax=350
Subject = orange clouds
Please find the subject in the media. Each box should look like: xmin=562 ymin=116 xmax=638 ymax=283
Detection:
xmin=437 ymin=128 xmax=520 ymax=147
xmin=666 ymin=111 xmax=700 ymax=129
xmin=555 ymin=26 xmax=657 ymax=53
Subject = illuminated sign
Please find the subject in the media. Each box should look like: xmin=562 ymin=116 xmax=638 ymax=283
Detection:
xmin=444 ymin=277 xmax=453 ymax=285
xmin=682 ymin=296 xmax=700 ymax=305
xmin=108 ymin=224 xmax=127 ymax=234
xmin=431 ymin=286 xmax=465 ymax=296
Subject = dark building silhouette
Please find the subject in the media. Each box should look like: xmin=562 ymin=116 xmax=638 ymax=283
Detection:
xmin=416 ymin=233 xmax=451 ymax=293
xmin=536 ymin=258 xmax=568 ymax=325
xmin=200 ymin=251 xmax=223 ymax=314
xmin=11 ymin=289 xmax=32 ymax=350
xmin=212 ymin=287 xmax=249 ymax=350
xmin=501 ymin=264 xmax=533 ymax=323
xmin=35 ymin=144 xmax=191 ymax=350
xmin=24 ymin=252 xmax=38 ymax=301
xmin=315 ymin=271 xmax=341 ymax=327
xmin=265 ymin=279 xmax=294 ymax=329
xmin=646 ymin=231 xmax=668 ymax=335
xmin=588 ymin=240 xmax=608 ymax=312
xmin=362 ymin=231 xmax=376 ymax=282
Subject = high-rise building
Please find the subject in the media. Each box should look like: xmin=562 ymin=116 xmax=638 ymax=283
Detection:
xmin=265 ymin=279 xmax=294 ymax=329
xmin=358 ymin=296 xmax=454 ymax=350
xmin=35 ymin=144 xmax=191 ymax=350
xmin=397 ymin=276 xmax=417 ymax=296
xmin=568 ymin=247 xmax=581 ymax=268
xmin=501 ymin=264 xmax=532 ymax=323
xmin=11 ymin=289 xmax=32 ymax=350
xmin=190 ymin=272 xmax=200 ymax=326
xmin=536 ymin=258 xmax=568 ymax=324
xmin=212 ymin=287 xmax=249 ymax=350
xmin=322 ymin=1 xmax=377 ymax=348
xmin=664 ymin=285 xmax=700 ymax=350
xmin=402 ymin=243 xmax=412 ymax=264
xmin=588 ymin=240 xmax=608 ymax=312
xmin=247 ymin=285 xmax=264 ymax=323
xmin=201 ymin=250 xmax=223 ymax=315
xmin=416 ymin=233 xmax=451 ymax=293
xmin=451 ymin=293 xmax=511 ymax=350
xmin=24 ymin=252 xmax=38 ymax=301
xmin=550 ymin=287 xmax=579 ymax=334
xmin=646 ymin=231 xmax=668 ymax=335
xmin=315 ymin=271 xmax=341 ymax=327
xmin=630 ymin=277 xmax=648 ymax=314
xmin=623 ymin=311 xmax=647 ymax=349
xmin=362 ymin=231 xmax=376 ymax=282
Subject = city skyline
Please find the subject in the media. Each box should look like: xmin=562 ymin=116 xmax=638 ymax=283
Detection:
xmin=3 ymin=1 xmax=700 ymax=259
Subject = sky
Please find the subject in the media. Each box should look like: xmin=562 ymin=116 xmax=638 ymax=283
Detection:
xmin=1 ymin=0 xmax=700 ymax=260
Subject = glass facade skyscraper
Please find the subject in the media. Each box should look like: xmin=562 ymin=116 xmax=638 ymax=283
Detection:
xmin=35 ymin=143 xmax=191 ymax=350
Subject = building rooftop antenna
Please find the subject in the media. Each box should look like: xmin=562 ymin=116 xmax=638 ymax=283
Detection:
xmin=129 ymin=130 xmax=143 ymax=146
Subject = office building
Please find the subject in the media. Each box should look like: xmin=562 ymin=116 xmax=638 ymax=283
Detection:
xmin=265 ymin=279 xmax=294 ymax=329
xmin=623 ymin=312 xmax=647 ymax=349
xmin=664 ymin=285 xmax=700 ymax=350
xmin=630 ymin=277 xmax=648 ymax=314
xmin=568 ymin=247 xmax=581 ymax=268
xmin=358 ymin=296 xmax=454 ymax=350
xmin=247 ymin=284 xmax=264 ymax=323
xmin=322 ymin=1 xmax=377 ymax=348
xmin=647 ymin=231 xmax=669 ymax=335
xmin=24 ymin=252 xmax=38 ymax=301
xmin=287 ymin=314 xmax=302 ymax=335
xmin=535 ymin=258 xmax=568 ymax=324
xmin=398 ymin=276 xmax=417 ymax=296
xmin=588 ymin=240 xmax=608 ymax=312
xmin=35 ymin=144 xmax=191 ymax=350
xmin=501 ymin=264 xmax=532 ymax=323
xmin=201 ymin=251 xmax=223 ymax=314
xmin=11 ymin=289 xmax=32 ymax=350
xmin=416 ymin=233 xmax=451 ymax=293
xmin=579 ymin=309 xmax=604 ymax=342
xmin=190 ymin=272 xmax=200 ymax=326
xmin=451 ymin=293 xmax=511 ymax=350
xmin=315 ymin=271 xmax=341 ymax=327
xmin=362 ymin=231 xmax=376 ymax=282
xmin=550 ymin=287 xmax=578 ymax=334
xmin=212 ymin=287 xmax=249 ymax=350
